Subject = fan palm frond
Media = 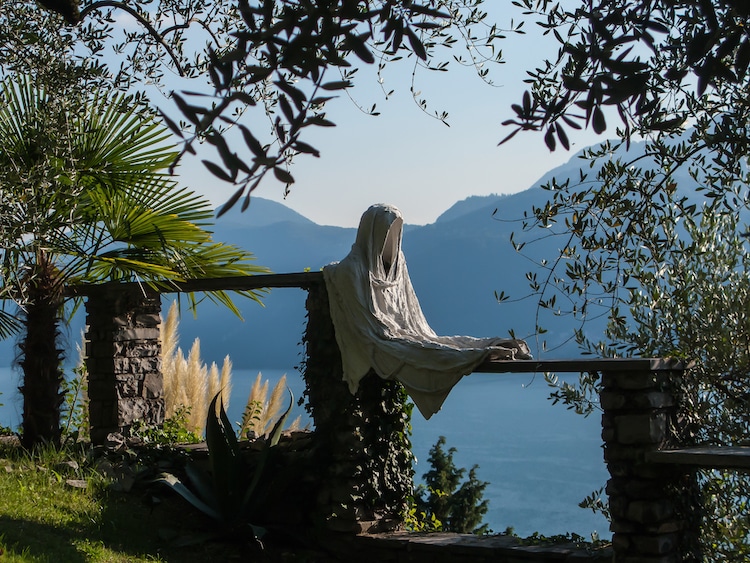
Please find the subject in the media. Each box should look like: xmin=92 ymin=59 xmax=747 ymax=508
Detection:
xmin=0 ymin=74 xmax=269 ymax=446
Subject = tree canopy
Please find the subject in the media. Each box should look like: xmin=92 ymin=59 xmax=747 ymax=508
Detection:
xmin=0 ymin=72 xmax=267 ymax=446
xmin=29 ymin=0 xmax=517 ymax=213
xmin=494 ymin=0 xmax=750 ymax=343
xmin=505 ymin=0 xmax=750 ymax=148
xmin=0 ymin=3 xmax=271 ymax=446
xmin=498 ymin=2 xmax=750 ymax=558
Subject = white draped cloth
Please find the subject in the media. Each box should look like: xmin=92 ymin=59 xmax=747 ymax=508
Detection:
xmin=323 ymin=204 xmax=531 ymax=419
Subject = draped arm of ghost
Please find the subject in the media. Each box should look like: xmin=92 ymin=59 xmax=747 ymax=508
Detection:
xmin=323 ymin=204 xmax=531 ymax=419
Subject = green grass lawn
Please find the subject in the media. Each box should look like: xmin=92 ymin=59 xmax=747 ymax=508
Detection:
xmin=0 ymin=440 xmax=258 ymax=562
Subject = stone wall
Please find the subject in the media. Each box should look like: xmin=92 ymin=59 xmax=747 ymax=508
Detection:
xmin=302 ymin=280 xmax=414 ymax=533
xmin=600 ymin=362 xmax=699 ymax=562
xmin=85 ymin=283 xmax=164 ymax=445
xmin=335 ymin=531 xmax=612 ymax=562
xmin=80 ymin=278 xmax=704 ymax=561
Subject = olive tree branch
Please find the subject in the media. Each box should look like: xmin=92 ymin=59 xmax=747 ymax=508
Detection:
xmin=78 ymin=0 xmax=186 ymax=76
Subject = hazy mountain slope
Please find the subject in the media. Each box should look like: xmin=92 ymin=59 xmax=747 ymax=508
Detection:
xmin=0 ymin=193 xmax=585 ymax=370
xmin=182 ymin=187 xmax=585 ymax=368
xmin=404 ymin=186 xmax=591 ymax=356
xmin=0 ymin=144 xmax=643 ymax=369
xmin=169 ymin=207 xmax=356 ymax=369
xmin=215 ymin=196 xmax=315 ymax=228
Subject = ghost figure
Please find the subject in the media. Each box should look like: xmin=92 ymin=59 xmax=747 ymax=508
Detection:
xmin=323 ymin=204 xmax=531 ymax=419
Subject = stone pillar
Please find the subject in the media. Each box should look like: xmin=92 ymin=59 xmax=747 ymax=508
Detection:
xmin=600 ymin=361 xmax=699 ymax=562
xmin=85 ymin=283 xmax=164 ymax=445
xmin=303 ymin=280 xmax=413 ymax=534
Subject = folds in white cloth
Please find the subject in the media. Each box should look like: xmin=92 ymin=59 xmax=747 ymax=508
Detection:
xmin=323 ymin=204 xmax=531 ymax=419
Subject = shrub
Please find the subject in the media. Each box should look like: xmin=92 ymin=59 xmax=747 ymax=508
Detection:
xmin=413 ymin=435 xmax=490 ymax=534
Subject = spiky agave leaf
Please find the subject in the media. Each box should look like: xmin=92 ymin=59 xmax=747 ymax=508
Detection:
xmin=153 ymin=472 xmax=223 ymax=521
xmin=205 ymin=393 xmax=243 ymax=524
xmin=268 ymin=388 xmax=293 ymax=448
xmin=242 ymin=388 xmax=294 ymax=517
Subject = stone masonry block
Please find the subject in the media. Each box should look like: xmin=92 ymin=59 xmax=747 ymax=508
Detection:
xmin=605 ymin=478 xmax=624 ymax=496
xmin=602 ymin=371 xmax=658 ymax=390
xmin=602 ymin=390 xmax=674 ymax=411
xmin=615 ymin=413 xmax=667 ymax=445
xmin=624 ymin=479 xmax=673 ymax=500
xmin=113 ymin=340 xmax=160 ymax=358
xmin=89 ymin=400 xmax=116 ymax=427
xmin=85 ymin=357 xmax=113 ymax=377
xmin=631 ymin=533 xmax=678 ymax=555
xmin=135 ymin=313 xmax=160 ymax=327
xmin=612 ymin=533 xmax=631 ymax=553
xmin=117 ymin=397 xmax=164 ymax=427
xmin=112 ymin=327 xmax=160 ymax=342
xmin=608 ymin=494 xmax=628 ymax=520
xmin=143 ymin=372 xmax=163 ymax=399
xmin=87 ymin=380 xmax=117 ymax=400
xmin=632 ymin=463 xmax=672 ymax=480
xmin=116 ymin=379 xmax=139 ymax=398
xmin=652 ymin=522 xmax=682 ymax=534
xmin=610 ymin=520 xmax=637 ymax=534
xmin=133 ymin=356 xmax=159 ymax=374
xmin=113 ymin=357 xmax=130 ymax=373
xmin=633 ymin=392 xmax=674 ymax=409
xmin=126 ymin=344 xmax=160 ymax=359
xmin=606 ymin=461 xmax=631 ymax=478
xmin=115 ymin=371 xmax=145 ymax=382
xmin=604 ymin=444 xmax=645 ymax=463
xmin=626 ymin=500 xmax=674 ymax=524
xmin=113 ymin=356 xmax=159 ymax=375
xmin=600 ymin=390 xmax=627 ymax=410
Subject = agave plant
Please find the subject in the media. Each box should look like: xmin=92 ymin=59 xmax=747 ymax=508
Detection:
xmin=156 ymin=390 xmax=293 ymax=543
xmin=0 ymin=75 xmax=268 ymax=447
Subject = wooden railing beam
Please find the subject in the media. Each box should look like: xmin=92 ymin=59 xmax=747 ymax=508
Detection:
xmin=66 ymin=272 xmax=324 ymax=297
xmin=476 ymin=357 xmax=687 ymax=374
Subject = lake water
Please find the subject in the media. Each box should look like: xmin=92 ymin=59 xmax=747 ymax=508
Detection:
xmin=0 ymin=366 xmax=610 ymax=538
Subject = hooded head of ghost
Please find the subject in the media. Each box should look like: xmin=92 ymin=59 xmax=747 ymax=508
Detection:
xmin=323 ymin=204 xmax=530 ymax=419
xmin=352 ymin=204 xmax=404 ymax=281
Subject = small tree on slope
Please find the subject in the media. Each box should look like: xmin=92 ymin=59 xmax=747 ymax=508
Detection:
xmin=415 ymin=435 xmax=490 ymax=534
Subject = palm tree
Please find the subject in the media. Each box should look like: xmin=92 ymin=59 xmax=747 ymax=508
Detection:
xmin=0 ymin=76 xmax=268 ymax=448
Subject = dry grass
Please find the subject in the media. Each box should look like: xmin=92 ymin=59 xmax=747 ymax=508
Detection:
xmin=239 ymin=373 xmax=301 ymax=438
xmin=161 ymin=301 xmax=232 ymax=436
xmin=161 ymin=300 xmax=299 ymax=439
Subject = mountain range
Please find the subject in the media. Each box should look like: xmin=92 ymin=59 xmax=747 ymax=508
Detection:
xmin=0 ymin=145 xmax=621 ymax=371
xmin=168 ymin=157 xmax=608 ymax=370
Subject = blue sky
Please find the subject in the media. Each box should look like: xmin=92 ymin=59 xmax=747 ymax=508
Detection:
xmin=162 ymin=5 xmax=607 ymax=228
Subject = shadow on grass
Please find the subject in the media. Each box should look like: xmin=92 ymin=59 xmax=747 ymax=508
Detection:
xmin=0 ymin=489 xmax=247 ymax=563
xmin=0 ymin=516 xmax=89 ymax=562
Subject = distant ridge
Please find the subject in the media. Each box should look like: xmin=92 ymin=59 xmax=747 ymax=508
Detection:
xmin=214 ymin=196 xmax=314 ymax=228
xmin=435 ymin=194 xmax=508 ymax=224
xmin=0 ymin=146 xmax=616 ymax=369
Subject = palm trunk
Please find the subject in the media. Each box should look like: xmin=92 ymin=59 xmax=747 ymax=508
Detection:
xmin=19 ymin=257 xmax=65 ymax=448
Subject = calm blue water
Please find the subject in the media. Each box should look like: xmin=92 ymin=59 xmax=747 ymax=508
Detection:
xmin=0 ymin=366 xmax=609 ymax=538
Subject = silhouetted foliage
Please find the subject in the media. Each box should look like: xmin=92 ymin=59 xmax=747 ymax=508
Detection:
xmin=415 ymin=435 xmax=489 ymax=534
xmin=34 ymin=0 xmax=517 ymax=213
xmin=502 ymin=2 xmax=750 ymax=559
xmin=504 ymin=0 xmax=750 ymax=151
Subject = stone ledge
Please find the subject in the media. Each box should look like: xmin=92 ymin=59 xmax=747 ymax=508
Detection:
xmin=347 ymin=532 xmax=612 ymax=562
xmin=476 ymin=358 xmax=687 ymax=375
xmin=645 ymin=446 xmax=750 ymax=470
